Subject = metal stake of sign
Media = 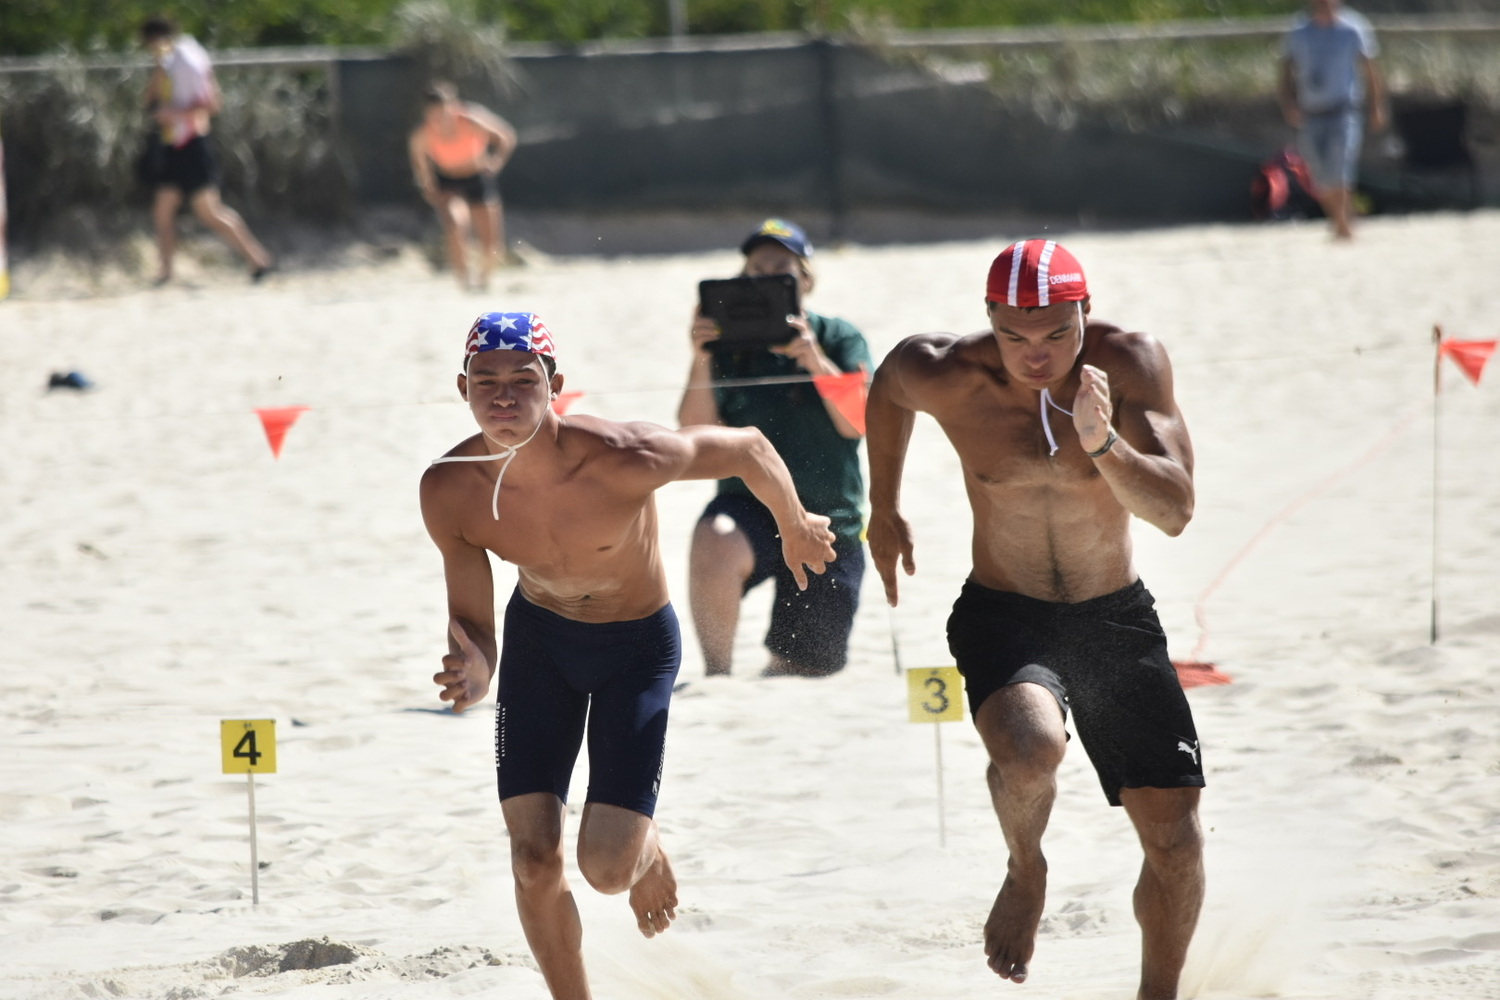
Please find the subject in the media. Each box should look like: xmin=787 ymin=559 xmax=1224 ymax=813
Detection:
xmin=906 ymin=667 xmax=963 ymax=847
xmin=933 ymin=722 xmax=947 ymax=847
xmin=221 ymin=719 xmax=276 ymax=906
xmin=247 ymin=770 xmax=260 ymax=905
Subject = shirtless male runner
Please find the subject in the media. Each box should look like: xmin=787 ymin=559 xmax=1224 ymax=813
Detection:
xmin=421 ymin=311 xmax=836 ymax=1000
xmin=866 ymin=241 xmax=1205 ymax=1000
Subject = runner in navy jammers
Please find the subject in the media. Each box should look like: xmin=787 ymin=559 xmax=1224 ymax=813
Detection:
xmin=866 ymin=241 xmax=1206 ymax=999
xmin=420 ymin=311 xmax=835 ymax=1000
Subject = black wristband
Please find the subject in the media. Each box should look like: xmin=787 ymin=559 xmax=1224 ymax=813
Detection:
xmin=1085 ymin=429 xmax=1118 ymax=459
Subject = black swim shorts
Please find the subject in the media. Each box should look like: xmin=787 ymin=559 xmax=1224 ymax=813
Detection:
xmin=495 ymin=589 xmax=681 ymax=817
xmin=435 ymin=169 xmax=499 ymax=204
xmin=159 ymin=135 xmax=219 ymax=195
xmin=699 ymin=492 xmax=864 ymax=676
xmin=946 ymin=578 xmax=1205 ymax=806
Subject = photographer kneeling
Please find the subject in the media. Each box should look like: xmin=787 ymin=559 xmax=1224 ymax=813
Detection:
xmin=677 ymin=219 xmax=871 ymax=678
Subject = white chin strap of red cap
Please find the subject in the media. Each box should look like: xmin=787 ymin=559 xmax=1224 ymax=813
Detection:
xmin=1038 ymin=303 xmax=1086 ymax=457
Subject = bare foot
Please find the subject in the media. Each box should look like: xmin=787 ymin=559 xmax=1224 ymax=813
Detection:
xmin=984 ymin=871 xmax=1046 ymax=983
xmin=628 ymin=847 xmax=678 ymax=938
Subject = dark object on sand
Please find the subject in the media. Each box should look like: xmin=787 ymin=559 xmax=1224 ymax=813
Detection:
xmin=47 ymin=370 xmax=94 ymax=391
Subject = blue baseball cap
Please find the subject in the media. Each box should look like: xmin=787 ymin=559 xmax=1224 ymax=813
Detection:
xmin=740 ymin=218 xmax=812 ymax=259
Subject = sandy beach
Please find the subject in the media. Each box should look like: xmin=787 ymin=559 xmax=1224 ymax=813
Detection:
xmin=1 ymin=210 xmax=1497 ymax=999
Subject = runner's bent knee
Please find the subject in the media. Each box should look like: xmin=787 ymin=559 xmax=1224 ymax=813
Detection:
xmin=509 ymin=836 xmax=565 ymax=887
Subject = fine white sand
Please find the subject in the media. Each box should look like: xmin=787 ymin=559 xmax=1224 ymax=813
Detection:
xmin=2 ymin=211 xmax=1498 ymax=999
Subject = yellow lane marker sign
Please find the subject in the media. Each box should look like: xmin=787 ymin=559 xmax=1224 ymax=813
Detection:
xmin=905 ymin=668 xmax=965 ymax=847
xmin=220 ymin=719 xmax=276 ymax=904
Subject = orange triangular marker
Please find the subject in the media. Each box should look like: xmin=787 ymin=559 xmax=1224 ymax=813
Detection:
xmin=1440 ymin=339 xmax=1497 ymax=386
xmin=552 ymin=390 xmax=584 ymax=415
xmin=812 ymin=371 xmax=868 ymax=435
xmin=254 ymin=405 xmax=309 ymax=459
xmin=1172 ymin=659 xmax=1233 ymax=689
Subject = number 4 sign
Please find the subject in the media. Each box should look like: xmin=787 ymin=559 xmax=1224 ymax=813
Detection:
xmin=220 ymin=719 xmax=275 ymax=905
xmin=221 ymin=720 xmax=277 ymax=774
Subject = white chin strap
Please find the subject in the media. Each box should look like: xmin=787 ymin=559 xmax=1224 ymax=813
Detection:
xmin=430 ymin=405 xmax=549 ymax=520
xmin=1038 ymin=303 xmax=1086 ymax=457
xmin=1040 ymin=389 xmax=1072 ymax=457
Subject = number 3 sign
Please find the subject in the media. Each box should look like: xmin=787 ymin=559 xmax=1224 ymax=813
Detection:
xmin=221 ymin=719 xmax=277 ymax=774
xmin=906 ymin=667 xmax=964 ymax=723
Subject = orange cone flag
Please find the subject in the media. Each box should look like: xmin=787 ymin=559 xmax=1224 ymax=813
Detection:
xmin=254 ymin=406 xmax=309 ymax=459
xmin=1172 ymin=659 xmax=1233 ymax=689
xmin=812 ymin=371 xmax=868 ymax=435
xmin=1440 ymin=339 xmax=1497 ymax=386
xmin=552 ymin=390 xmax=584 ymax=415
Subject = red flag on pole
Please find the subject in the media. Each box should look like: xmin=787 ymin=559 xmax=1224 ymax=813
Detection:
xmin=254 ymin=406 xmax=309 ymax=459
xmin=812 ymin=371 xmax=868 ymax=435
xmin=1439 ymin=339 xmax=1497 ymax=386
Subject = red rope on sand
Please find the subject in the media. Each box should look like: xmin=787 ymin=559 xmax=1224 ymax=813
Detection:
xmin=1184 ymin=401 xmax=1426 ymax=666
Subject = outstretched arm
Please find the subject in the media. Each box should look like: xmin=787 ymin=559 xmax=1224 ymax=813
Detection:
xmin=1070 ymin=335 xmax=1195 ymax=536
xmin=668 ymin=424 xmax=836 ymax=589
xmin=420 ymin=471 xmax=498 ymax=712
xmin=865 ymin=342 xmax=922 ymax=606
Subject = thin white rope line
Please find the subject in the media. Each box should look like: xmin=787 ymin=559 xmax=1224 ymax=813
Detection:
xmin=1 ymin=342 xmax=1447 ymax=429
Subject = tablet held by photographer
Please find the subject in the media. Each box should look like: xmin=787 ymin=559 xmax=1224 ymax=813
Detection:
xmin=676 ymin=218 xmax=872 ymax=678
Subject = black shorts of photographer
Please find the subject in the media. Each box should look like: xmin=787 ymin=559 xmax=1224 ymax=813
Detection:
xmin=697 ymin=493 xmax=865 ymax=677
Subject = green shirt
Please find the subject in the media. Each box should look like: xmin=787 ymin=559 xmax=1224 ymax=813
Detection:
xmin=711 ymin=312 xmax=871 ymax=544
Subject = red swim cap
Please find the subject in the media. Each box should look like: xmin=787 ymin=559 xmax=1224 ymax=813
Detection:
xmin=986 ymin=240 xmax=1088 ymax=308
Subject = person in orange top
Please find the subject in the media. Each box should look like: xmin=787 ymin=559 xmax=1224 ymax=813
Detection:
xmin=409 ymin=82 xmax=519 ymax=290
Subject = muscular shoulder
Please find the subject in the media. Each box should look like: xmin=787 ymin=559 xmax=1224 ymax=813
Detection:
xmin=1084 ymin=322 xmax=1181 ymax=413
xmin=876 ymin=331 xmax=995 ymax=412
xmin=419 ymin=434 xmax=488 ymax=540
xmin=558 ymin=416 xmax=689 ymax=490
xmin=1086 ymin=323 xmax=1172 ymax=379
xmin=889 ymin=330 xmax=993 ymax=379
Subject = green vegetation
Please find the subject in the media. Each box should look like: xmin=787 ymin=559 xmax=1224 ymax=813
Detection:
xmin=1 ymin=0 xmax=1489 ymax=255
xmin=1 ymin=0 xmax=1306 ymax=57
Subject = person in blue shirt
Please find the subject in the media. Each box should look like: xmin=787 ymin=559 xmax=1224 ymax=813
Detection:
xmin=1279 ymin=0 xmax=1387 ymax=240
xmin=677 ymin=219 xmax=871 ymax=678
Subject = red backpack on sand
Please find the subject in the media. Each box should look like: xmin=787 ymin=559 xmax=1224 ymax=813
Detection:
xmin=1251 ymin=146 xmax=1321 ymax=221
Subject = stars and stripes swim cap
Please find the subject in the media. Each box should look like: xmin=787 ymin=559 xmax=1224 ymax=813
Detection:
xmin=463 ymin=311 xmax=557 ymax=368
xmin=986 ymin=240 xmax=1088 ymax=308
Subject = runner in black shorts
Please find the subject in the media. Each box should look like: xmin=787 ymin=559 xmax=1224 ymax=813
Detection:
xmin=867 ymin=240 xmax=1206 ymax=996
xmin=496 ymin=589 xmax=681 ymax=816
xmin=948 ymin=578 xmax=1204 ymax=807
